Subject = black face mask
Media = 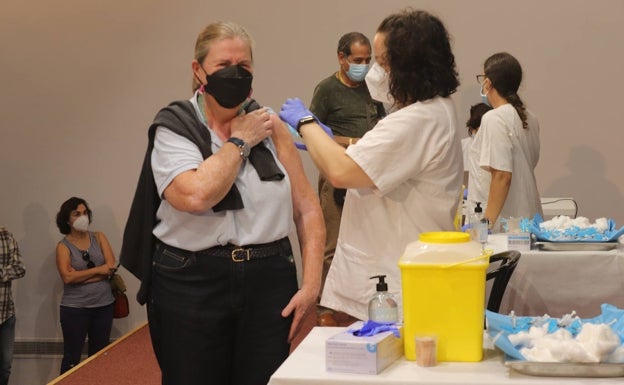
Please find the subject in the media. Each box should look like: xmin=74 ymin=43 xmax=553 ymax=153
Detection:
xmin=202 ymin=65 xmax=253 ymax=108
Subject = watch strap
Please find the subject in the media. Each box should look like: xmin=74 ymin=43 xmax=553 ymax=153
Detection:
xmin=296 ymin=116 xmax=317 ymax=135
xmin=226 ymin=137 xmax=250 ymax=161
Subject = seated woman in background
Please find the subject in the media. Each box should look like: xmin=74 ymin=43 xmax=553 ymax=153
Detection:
xmin=468 ymin=52 xmax=543 ymax=230
xmin=55 ymin=197 xmax=117 ymax=374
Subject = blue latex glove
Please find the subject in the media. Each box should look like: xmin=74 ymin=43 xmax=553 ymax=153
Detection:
xmin=349 ymin=320 xmax=401 ymax=338
xmin=280 ymin=98 xmax=333 ymax=151
xmin=279 ymin=97 xmax=314 ymax=129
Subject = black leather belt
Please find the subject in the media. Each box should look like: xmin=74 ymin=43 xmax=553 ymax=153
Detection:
xmin=196 ymin=237 xmax=292 ymax=262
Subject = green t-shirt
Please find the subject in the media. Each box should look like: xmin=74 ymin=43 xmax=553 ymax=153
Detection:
xmin=309 ymin=74 xmax=385 ymax=138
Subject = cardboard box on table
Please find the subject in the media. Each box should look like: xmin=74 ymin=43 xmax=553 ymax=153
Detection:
xmin=325 ymin=321 xmax=403 ymax=375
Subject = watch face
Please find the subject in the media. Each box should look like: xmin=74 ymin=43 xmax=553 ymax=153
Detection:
xmin=297 ymin=116 xmax=316 ymax=133
xmin=227 ymin=137 xmax=250 ymax=160
xmin=298 ymin=116 xmax=315 ymax=126
xmin=241 ymin=143 xmax=251 ymax=158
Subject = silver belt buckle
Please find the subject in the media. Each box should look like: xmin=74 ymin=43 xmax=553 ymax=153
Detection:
xmin=231 ymin=248 xmax=251 ymax=262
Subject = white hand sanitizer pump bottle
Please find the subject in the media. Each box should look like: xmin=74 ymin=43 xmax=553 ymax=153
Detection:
xmin=368 ymin=275 xmax=398 ymax=323
xmin=470 ymin=202 xmax=484 ymax=226
xmin=470 ymin=202 xmax=489 ymax=248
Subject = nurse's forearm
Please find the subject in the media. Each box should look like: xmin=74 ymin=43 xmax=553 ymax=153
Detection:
xmin=299 ymin=123 xmax=374 ymax=189
xmin=485 ymin=169 xmax=512 ymax=225
xmin=300 ymin=122 xmax=347 ymax=178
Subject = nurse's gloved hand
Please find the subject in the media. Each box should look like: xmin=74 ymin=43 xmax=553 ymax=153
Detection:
xmin=280 ymin=98 xmax=334 ymax=151
xmin=279 ymin=98 xmax=313 ymax=128
xmin=279 ymin=98 xmax=334 ymax=139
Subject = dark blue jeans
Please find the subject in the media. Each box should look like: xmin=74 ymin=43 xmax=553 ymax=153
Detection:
xmin=148 ymin=241 xmax=298 ymax=385
xmin=0 ymin=315 xmax=15 ymax=385
xmin=59 ymin=304 xmax=114 ymax=374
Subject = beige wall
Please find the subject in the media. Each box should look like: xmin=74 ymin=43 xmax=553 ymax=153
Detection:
xmin=2 ymin=0 xmax=623 ymax=340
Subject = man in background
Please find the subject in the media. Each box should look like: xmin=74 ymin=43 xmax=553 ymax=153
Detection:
xmin=0 ymin=227 xmax=26 ymax=385
xmin=309 ymin=32 xmax=385 ymax=326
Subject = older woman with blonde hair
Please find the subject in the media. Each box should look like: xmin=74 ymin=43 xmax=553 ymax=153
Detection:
xmin=121 ymin=21 xmax=324 ymax=385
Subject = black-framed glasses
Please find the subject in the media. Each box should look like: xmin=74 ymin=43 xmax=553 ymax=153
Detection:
xmin=81 ymin=250 xmax=95 ymax=268
xmin=476 ymin=74 xmax=486 ymax=84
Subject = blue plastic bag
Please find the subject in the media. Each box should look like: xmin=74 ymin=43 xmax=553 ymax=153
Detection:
xmin=528 ymin=214 xmax=624 ymax=242
xmin=486 ymin=303 xmax=624 ymax=361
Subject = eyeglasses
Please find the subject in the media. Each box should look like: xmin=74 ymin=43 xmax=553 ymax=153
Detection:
xmin=476 ymin=74 xmax=486 ymax=84
xmin=82 ymin=251 xmax=95 ymax=268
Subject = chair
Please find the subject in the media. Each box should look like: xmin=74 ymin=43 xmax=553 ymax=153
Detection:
xmin=486 ymin=250 xmax=521 ymax=313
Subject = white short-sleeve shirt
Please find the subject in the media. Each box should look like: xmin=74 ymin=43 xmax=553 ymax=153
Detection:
xmin=150 ymin=94 xmax=293 ymax=251
xmin=320 ymin=97 xmax=464 ymax=320
xmin=467 ymin=104 xmax=542 ymax=224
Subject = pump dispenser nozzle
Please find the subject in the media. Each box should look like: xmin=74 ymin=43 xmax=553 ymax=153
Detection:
xmin=370 ymin=275 xmax=388 ymax=292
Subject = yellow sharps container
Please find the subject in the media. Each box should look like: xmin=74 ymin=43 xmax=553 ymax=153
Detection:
xmin=398 ymin=231 xmax=490 ymax=362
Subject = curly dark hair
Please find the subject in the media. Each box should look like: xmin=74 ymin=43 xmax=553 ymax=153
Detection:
xmin=484 ymin=52 xmax=528 ymax=128
xmin=56 ymin=197 xmax=92 ymax=235
xmin=337 ymin=32 xmax=371 ymax=56
xmin=466 ymin=103 xmax=492 ymax=130
xmin=377 ymin=9 xmax=459 ymax=106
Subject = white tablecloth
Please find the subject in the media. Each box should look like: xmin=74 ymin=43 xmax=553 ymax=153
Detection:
xmin=269 ymin=327 xmax=622 ymax=385
xmin=497 ymin=248 xmax=624 ymax=318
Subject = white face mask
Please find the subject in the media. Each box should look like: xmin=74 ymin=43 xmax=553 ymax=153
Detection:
xmin=365 ymin=62 xmax=395 ymax=112
xmin=72 ymin=215 xmax=89 ymax=232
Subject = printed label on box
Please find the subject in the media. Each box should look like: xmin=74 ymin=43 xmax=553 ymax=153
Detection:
xmin=507 ymin=232 xmax=531 ymax=251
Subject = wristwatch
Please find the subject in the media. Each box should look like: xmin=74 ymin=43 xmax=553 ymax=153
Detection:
xmin=296 ymin=115 xmax=316 ymax=135
xmin=226 ymin=137 xmax=250 ymax=161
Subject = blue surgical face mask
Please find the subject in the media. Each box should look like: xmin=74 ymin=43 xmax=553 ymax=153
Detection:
xmin=479 ymin=85 xmax=491 ymax=107
xmin=346 ymin=63 xmax=370 ymax=82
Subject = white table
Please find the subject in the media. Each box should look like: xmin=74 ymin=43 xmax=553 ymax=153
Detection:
xmin=497 ymin=248 xmax=624 ymax=318
xmin=269 ymin=327 xmax=622 ymax=385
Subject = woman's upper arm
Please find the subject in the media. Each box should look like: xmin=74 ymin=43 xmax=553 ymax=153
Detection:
xmin=152 ymin=127 xmax=205 ymax=210
xmin=328 ymin=154 xmax=374 ymax=189
xmin=55 ymin=243 xmax=72 ymax=281
xmin=95 ymin=232 xmax=116 ymax=266
xmin=270 ymin=117 xmax=316 ymax=214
